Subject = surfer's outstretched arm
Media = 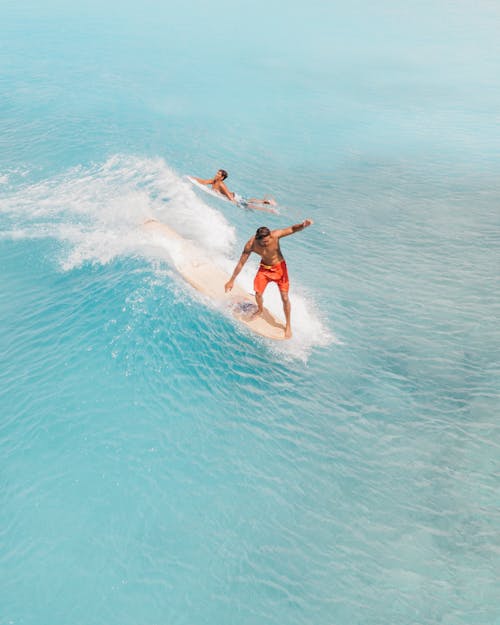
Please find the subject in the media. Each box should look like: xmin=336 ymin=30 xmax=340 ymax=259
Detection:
xmin=191 ymin=176 xmax=214 ymax=185
xmin=274 ymin=219 xmax=314 ymax=238
xmin=224 ymin=241 xmax=253 ymax=292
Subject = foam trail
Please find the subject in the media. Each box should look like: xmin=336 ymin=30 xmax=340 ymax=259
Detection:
xmin=0 ymin=155 xmax=235 ymax=259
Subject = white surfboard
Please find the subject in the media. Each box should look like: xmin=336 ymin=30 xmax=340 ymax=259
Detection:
xmin=143 ymin=219 xmax=287 ymax=340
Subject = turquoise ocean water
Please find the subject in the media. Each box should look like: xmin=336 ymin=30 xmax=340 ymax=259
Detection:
xmin=1 ymin=1 xmax=500 ymax=623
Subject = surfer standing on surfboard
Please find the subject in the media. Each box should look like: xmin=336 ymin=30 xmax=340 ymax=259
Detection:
xmin=191 ymin=169 xmax=278 ymax=214
xmin=224 ymin=219 xmax=314 ymax=339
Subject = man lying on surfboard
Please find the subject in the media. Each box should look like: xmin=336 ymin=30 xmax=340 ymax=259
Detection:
xmin=191 ymin=169 xmax=278 ymax=214
xmin=224 ymin=219 xmax=314 ymax=339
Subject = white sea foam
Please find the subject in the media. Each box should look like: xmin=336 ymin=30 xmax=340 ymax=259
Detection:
xmin=0 ymin=154 xmax=334 ymax=357
xmin=0 ymin=166 xmax=31 ymax=186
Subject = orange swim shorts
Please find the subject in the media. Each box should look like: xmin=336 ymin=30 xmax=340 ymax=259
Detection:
xmin=254 ymin=260 xmax=289 ymax=293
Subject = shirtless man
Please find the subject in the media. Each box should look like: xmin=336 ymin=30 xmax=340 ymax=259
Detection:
xmin=192 ymin=169 xmax=277 ymax=213
xmin=224 ymin=219 xmax=314 ymax=338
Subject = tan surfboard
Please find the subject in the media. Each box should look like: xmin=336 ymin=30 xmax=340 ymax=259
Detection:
xmin=143 ymin=220 xmax=287 ymax=340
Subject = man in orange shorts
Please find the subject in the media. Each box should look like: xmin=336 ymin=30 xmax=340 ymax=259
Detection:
xmin=224 ymin=219 xmax=314 ymax=338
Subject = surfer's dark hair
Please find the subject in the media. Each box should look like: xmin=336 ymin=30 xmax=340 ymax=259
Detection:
xmin=218 ymin=169 xmax=228 ymax=180
xmin=255 ymin=226 xmax=271 ymax=240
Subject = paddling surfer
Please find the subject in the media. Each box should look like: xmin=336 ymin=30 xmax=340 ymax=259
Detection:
xmin=224 ymin=219 xmax=314 ymax=339
xmin=191 ymin=169 xmax=277 ymax=213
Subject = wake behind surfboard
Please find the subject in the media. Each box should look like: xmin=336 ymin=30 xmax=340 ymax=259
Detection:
xmin=143 ymin=219 xmax=287 ymax=340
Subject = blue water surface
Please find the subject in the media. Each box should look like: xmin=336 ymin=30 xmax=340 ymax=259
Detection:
xmin=1 ymin=1 xmax=500 ymax=624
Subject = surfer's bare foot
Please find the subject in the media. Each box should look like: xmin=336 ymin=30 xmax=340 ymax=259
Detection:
xmin=284 ymin=327 xmax=292 ymax=339
xmin=251 ymin=309 xmax=263 ymax=320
